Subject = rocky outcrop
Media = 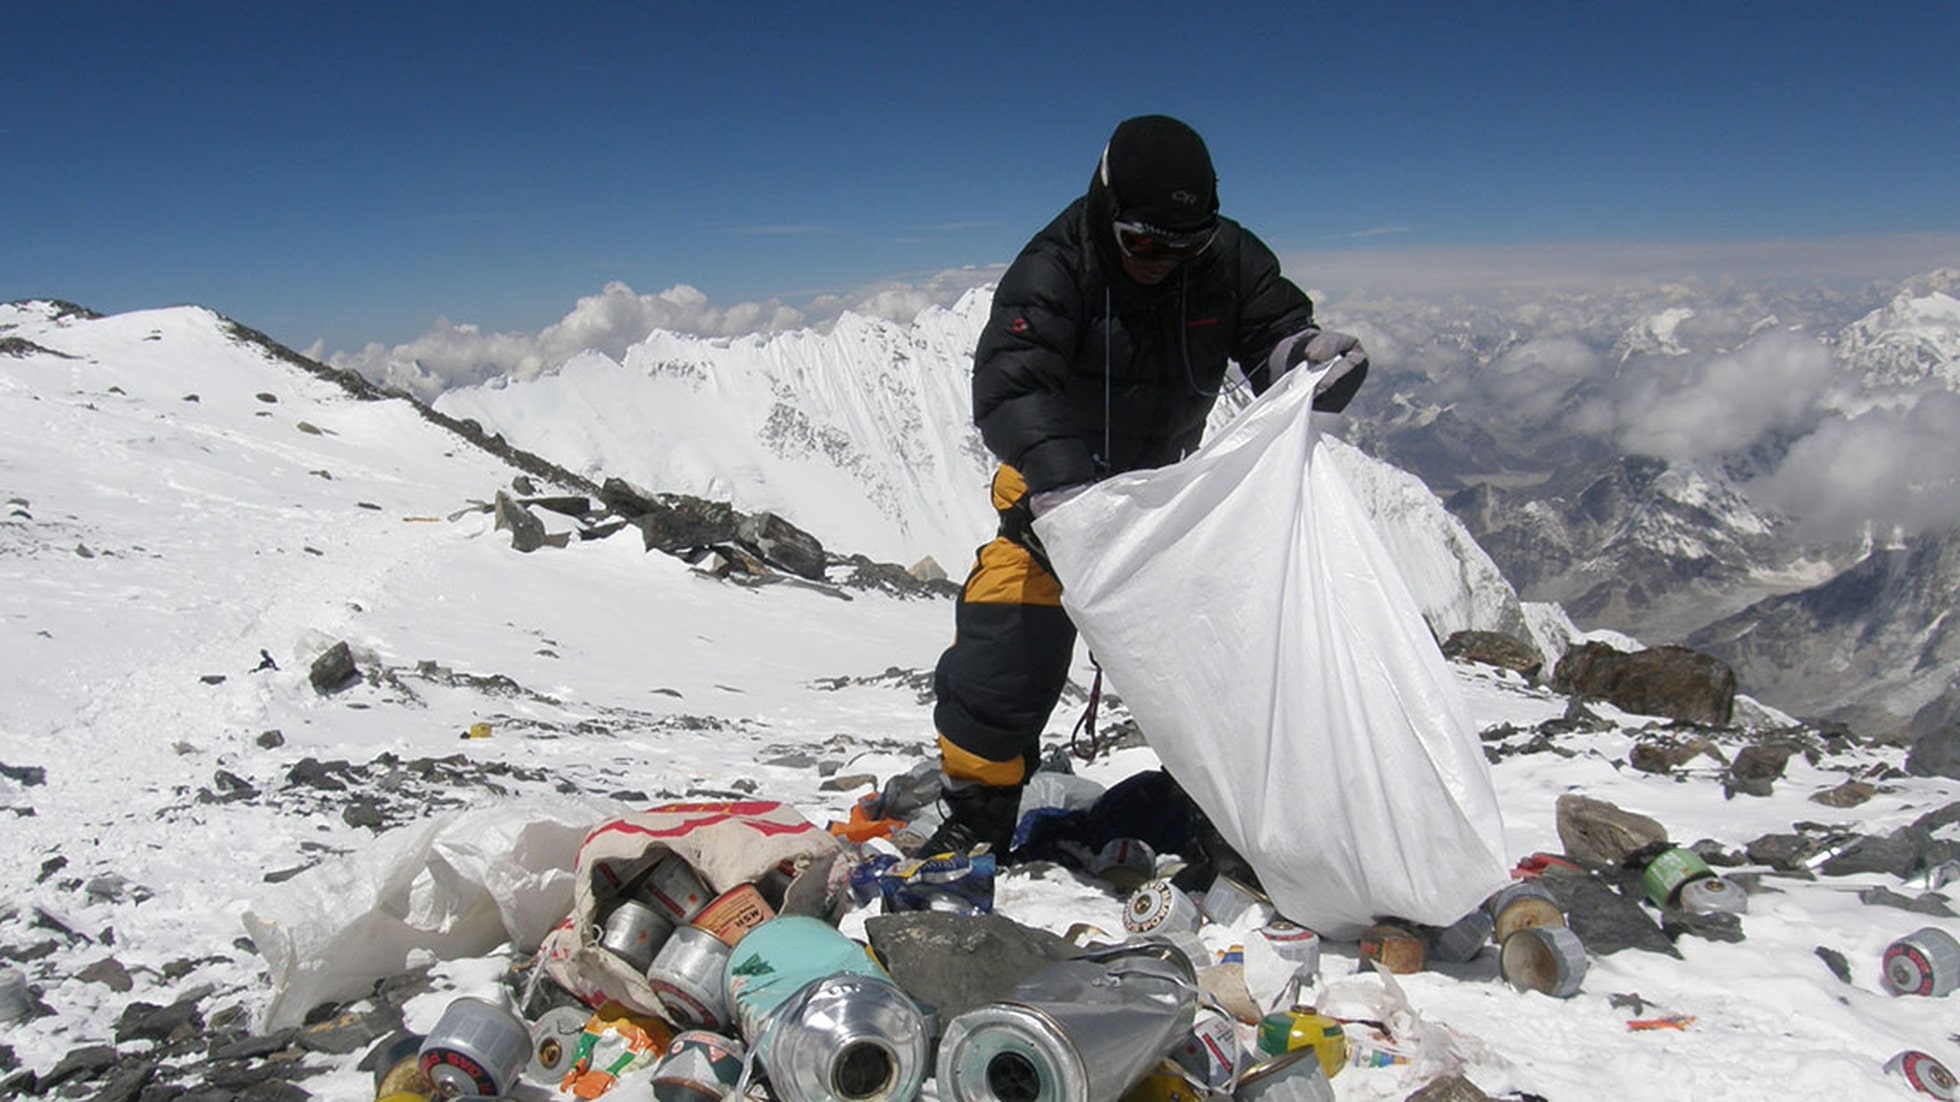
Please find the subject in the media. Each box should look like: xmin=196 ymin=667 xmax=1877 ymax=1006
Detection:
xmin=1553 ymin=642 xmax=1736 ymax=725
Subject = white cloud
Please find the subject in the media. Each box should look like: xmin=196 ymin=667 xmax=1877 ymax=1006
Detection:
xmin=1752 ymin=389 xmax=1960 ymax=540
xmin=327 ymin=269 xmax=1003 ymax=399
xmin=1616 ymin=329 xmax=1837 ymax=463
xmin=1286 ymin=233 xmax=1960 ymax=298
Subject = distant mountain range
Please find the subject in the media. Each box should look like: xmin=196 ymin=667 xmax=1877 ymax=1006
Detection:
xmin=13 ymin=267 xmax=1957 ymax=735
xmin=426 ymin=271 xmax=1960 ymax=734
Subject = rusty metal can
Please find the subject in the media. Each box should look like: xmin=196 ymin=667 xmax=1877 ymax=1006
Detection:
xmin=1883 ymin=927 xmax=1960 ymax=998
xmin=694 ymin=883 xmax=776 ymax=948
xmin=418 ymin=997 xmax=530 ymax=1097
xmin=641 ymin=854 xmax=713 ymax=924
xmin=1499 ymin=924 xmax=1589 ymax=998
xmin=1488 ymin=881 xmax=1566 ymax=943
xmin=1358 ymin=923 xmax=1427 ymax=974
xmin=600 ymin=898 xmax=676 ymax=972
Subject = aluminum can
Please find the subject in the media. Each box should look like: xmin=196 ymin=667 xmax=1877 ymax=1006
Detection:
xmin=725 ymin=915 xmax=929 ymax=1102
xmin=648 ymin=924 xmax=734 ymax=1031
xmin=937 ymin=955 xmax=1196 ymax=1102
xmin=1253 ymin=1010 xmax=1346 ymax=1079
xmin=1091 ymin=838 xmax=1157 ymax=892
xmin=1236 ymin=1048 xmax=1336 ymax=1102
xmin=1168 ymin=1003 xmax=1240 ymax=1090
xmin=642 ymin=854 xmax=713 ymax=924
xmin=526 ymin=1005 xmax=591 ymax=1085
xmin=1123 ymin=878 xmax=1203 ymax=937
xmin=1640 ymin=847 xmax=1714 ymax=909
xmin=418 ymin=996 xmax=531 ymax=1097
xmin=1257 ymin=922 xmax=1322 ymax=977
xmin=600 ymin=898 xmax=676 ymax=972
xmin=1499 ymin=925 xmax=1589 ymax=998
xmin=1677 ymin=875 xmax=1748 ymax=916
xmin=1200 ymin=875 xmax=1266 ymax=927
xmin=1487 ymin=881 xmax=1565 ymax=943
xmin=1883 ymin=926 xmax=1960 ymax=997
xmin=1886 ymin=1050 xmax=1960 ymax=1100
xmin=694 ymin=883 xmax=776 ymax=947
xmin=652 ymin=1029 xmax=747 ymax=1102
xmin=1358 ymin=923 xmax=1427 ymax=974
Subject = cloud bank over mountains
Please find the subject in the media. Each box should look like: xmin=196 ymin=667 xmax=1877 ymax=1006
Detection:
xmin=325 ymin=238 xmax=1959 ymax=544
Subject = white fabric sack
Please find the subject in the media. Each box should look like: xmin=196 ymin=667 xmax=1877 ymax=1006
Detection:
xmin=244 ymin=796 xmax=613 ymax=1029
xmin=1033 ymin=365 xmax=1509 ymax=938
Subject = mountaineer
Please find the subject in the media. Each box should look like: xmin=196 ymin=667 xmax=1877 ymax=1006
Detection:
xmin=922 ymin=114 xmax=1369 ymax=857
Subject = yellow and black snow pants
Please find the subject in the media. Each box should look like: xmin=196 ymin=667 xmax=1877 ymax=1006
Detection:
xmin=931 ymin=465 xmax=1078 ymax=787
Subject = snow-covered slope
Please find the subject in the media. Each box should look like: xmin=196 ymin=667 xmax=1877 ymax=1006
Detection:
xmin=434 ymin=290 xmax=1546 ymax=651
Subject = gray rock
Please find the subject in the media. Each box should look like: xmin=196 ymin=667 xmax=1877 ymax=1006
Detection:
xmin=1555 ymin=794 xmax=1669 ymax=869
xmin=1406 ymin=1073 xmax=1491 ymax=1102
xmin=92 ymin=1059 xmax=157 ymax=1102
xmin=1441 ymin=630 xmax=1543 ymax=680
xmin=1906 ymin=723 xmax=1960 ymax=779
xmin=1724 ymin=742 xmax=1793 ymax=798
xmin=1536 ymin=866 xmax=1679 ymax=958
xmin=115 ymin=995 xmax=204 ymax=1045
xmin=865 ymin=912 xmax=1081 ymax=1032
xmin=1660 ymin=908 xmax=1745 ymax=944
xmin=738 ymin=511 xmax=827 ymax=581
xmin=208 ymin=1030 xmax=298 ymax=1061
xmin=1821 ymin=832 xmax=1928 ymax=878
xmin=78 ymin=956 xmax=134 ymax=993
xmin=1553 ymin=642 xmax=1736 ymax=725
xmin=38 ymin=1044 xmax=119 ymax=1090
xmin=307 ymin=642 xmax=358 ymax=695
xmin=1815 ymin=945 xmax=1852 ymax=984
xmin=493 ymin=491 xmax=548 ymax=553
xmin=1744 ymin=833 xmax=1821 ymax=871
xmin=296 ymin=1009 xmax=382 ymax=1055
xmin=1857 ymin=886 xmax=1957 ymax=916
xmin=1810 ymin=779 xmax=1877 ymax=808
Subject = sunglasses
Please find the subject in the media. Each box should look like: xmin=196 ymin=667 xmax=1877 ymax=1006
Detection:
xmin=1113 ymin=217 xmax=1218 ymax=261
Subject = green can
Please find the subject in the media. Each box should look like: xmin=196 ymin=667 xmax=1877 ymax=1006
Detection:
xmin=1640 ymin=847 xmax=1713 ymax=908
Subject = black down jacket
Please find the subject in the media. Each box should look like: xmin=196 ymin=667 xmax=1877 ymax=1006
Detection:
xmin=972 ymin=172 xmax=1363 ymax=494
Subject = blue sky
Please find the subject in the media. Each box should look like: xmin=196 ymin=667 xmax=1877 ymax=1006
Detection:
xmin=5 ymin=2 xmax=1956 ymax=355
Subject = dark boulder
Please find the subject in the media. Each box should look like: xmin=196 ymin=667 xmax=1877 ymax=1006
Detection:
xmin=1553 ymin=643 xmax=1736 ymax=725
xmin=1442 ymin=630 xmax=1544 ymax=680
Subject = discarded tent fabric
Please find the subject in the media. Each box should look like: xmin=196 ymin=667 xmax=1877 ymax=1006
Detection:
xmin=244 ymin=797 xmax=611 ymax=1030
xmin=1033 ymin=364 xmax=1510 ymax=938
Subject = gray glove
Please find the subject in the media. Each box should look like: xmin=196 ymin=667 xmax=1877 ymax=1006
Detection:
xmin=1271 ymin=328 xmax=1368 ymax=398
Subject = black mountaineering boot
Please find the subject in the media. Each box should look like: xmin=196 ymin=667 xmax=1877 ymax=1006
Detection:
xmin=916 ymin=782 xmax=1023 ymax=859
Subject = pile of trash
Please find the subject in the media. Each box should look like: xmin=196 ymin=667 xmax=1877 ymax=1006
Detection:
xmin=318 ymin=756 xmax=1960 ymax=1102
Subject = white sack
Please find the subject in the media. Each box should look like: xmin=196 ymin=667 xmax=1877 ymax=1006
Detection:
xmin=1033 ymin=365 xmax=1509 ymax=938
xmin=243 ymin=797 xmax=613 ymax=1030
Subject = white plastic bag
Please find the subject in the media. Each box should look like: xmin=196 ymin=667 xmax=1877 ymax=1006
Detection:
xmin=244 ymin=797 xmax=612 ymax=1029
xmin=1033 ymin=365 xmax=1509 ymax=938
